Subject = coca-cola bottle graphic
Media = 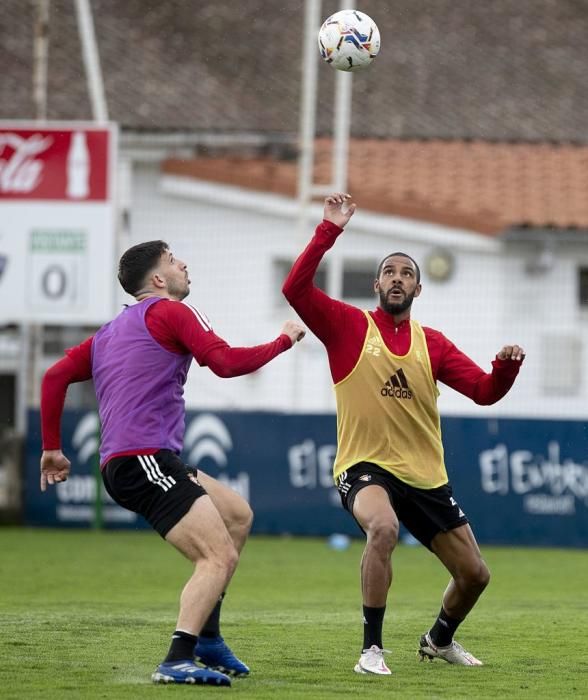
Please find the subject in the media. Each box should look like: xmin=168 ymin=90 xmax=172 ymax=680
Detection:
xmin=66 ymin=131 xmax=90 ymax=199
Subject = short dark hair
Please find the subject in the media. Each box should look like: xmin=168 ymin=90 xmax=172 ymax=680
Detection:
xmin=118 ymin=240 xmax=169 ymax=296
xmin=376 ymin=252 xmax=421 ymax=283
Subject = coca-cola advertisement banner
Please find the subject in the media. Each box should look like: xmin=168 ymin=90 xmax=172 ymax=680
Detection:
xmin=0 ymin=127 xmax=109 ymax=201
xmin=0 ymin=121 xmax=117 ymax=324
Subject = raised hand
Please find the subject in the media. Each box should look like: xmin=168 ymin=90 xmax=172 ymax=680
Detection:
xmin=497 ymin=345 xmax=526 ymax=361
xmin=40 ymin=450 xmax=71 ymax=491
xmin=324 ymin=193 xmax=356 ymax=229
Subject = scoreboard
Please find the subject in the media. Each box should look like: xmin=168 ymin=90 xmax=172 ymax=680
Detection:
xmin=0 ymin=122 xmax=117 ymax=324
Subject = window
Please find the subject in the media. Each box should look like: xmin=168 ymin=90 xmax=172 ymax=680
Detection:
xmin=273 ymin=259 xmax=327 ymax=293
xmin=342 ymin=261 xmax=377 ymax=301
xmin=0 ymin=374 xmax=15 ymax=427
xmin=541 ymin=334 xmax=582 ymax=396
xmin=578 ymin=267 xmax=588 ymax=307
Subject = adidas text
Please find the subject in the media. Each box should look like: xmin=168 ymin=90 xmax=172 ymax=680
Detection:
xmin=381 ymin=387 xmax=413 ymax=399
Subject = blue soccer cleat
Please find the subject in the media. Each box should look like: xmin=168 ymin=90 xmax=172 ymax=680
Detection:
xmin=195 ymin=636 xmax=250 ymax=677
xmin=152 ymin=660 xmax=231 ymax=686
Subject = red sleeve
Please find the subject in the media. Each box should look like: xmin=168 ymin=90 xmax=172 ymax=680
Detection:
xmin=146 ymin=299 xmax=225 ymax=362
xmin=282 ymin=220 xmax=368 ymax=382
xmin=425 ymin=327 xmax=522 ymax=404
xmin=147 ymin=299 xmax=293 ymax=377
xmin=282 ymin=220 xmax=355 ymax=345
xmin=201 ymin=335 xmax=292 ymax=378
xmin=41 ymin=336 xmax=94 ymax=450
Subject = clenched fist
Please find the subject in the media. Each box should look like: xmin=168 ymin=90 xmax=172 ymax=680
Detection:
xmin=497 ymin=345 xmax=525 ymax=361
xmin=281 ymin=320 xmax=306 ymax=344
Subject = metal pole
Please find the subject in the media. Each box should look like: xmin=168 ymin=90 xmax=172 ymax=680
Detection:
xmin=29 ymin=1 xmax=51 ymax=454
xmin=297 ymin=0 xmax=321 ymax=238
xmin=92 ymin=430 xmax=103 ymax=530
xmin=332 ymin=0 xmax=353 ymax=194
xmin=310 ymin=0 xmax=353 ymax=197
xmin=15 ymin=325 xmax=31 ymax=437
xmin=331 ymin=71 xmax=352 ymax=193
xmin=33 ymin=0 xmax=50 ymax=122
xmin=74 ymin=0 xmax=107 ymax=527
xmin=74 ymin=0 xmax=109 ymax=122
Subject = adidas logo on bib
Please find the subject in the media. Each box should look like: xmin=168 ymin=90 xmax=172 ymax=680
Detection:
xmin=381 ymin=368 xmax=412 ymax=399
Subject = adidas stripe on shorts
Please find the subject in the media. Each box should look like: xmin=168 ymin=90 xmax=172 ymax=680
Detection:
xmin=102 ymin=449 xmax=207 ymax=537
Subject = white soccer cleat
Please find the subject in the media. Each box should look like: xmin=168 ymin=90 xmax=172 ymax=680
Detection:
xmin=418 ymin=633 xmax=483 ymax=666
xmin=354 ymin=645 xmax=392 ymax=675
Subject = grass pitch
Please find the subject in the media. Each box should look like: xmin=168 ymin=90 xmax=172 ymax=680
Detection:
xmin=0 ymin=528 xmax=586 ymax=699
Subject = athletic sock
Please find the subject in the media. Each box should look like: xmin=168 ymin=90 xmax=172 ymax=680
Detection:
xmin=428 ymin=606 xmax=463 ymax=647
xmin=362 ymin=604 xmax=385 ymax=650
xmin=164 ymin=630 xmax=198 ymax=663
xmin=199 ymin=592 xmax=225 ymax=638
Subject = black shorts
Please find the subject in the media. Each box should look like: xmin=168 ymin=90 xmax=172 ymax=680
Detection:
xmin=336 ymin=462 xmax=469 ymax=550
xmin=102 ymin=449 xmax=207 ymax=538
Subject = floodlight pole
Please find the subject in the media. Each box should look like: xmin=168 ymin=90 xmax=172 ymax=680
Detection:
xmin=298 ymin=0 xmax=354 ymax=233
xmin=317 ymin=0 xmax=354 ymax=196
xmin=18 ymin=0 xmax=51 ymax=445
xmin=33 ymin=0 xmax=50 ymax=121
xmin=75 ymin=0 xmax=108 ymax=530
xmin=74 ymin=0 xmax=109 ymax=121
xmin=330 ymin=62 xmax=352 ymax=194
xmin=297 ymin=0 xmax=322 ymax=239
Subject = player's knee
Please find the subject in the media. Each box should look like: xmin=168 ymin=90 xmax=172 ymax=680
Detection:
xmin=235 ymin=500 xmax=254 ymax=537
xmin=477 ymin=560 xmax=491 ymax=590
xmin=367 ymin=517 xmax=399 ymax=553
xmin=461 ymin=559 xmax=490 ymax=593
xmin=224 ymin=541 xmax=240 ymax=572
xmin=228 ymin=549 xmax=240 ymax=579
xmin=212 ymin=541 xmax=240 ymax=579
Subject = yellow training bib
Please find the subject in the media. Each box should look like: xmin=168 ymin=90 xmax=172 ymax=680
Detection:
xmin=333 ymin=313 xmax=447 ymax=489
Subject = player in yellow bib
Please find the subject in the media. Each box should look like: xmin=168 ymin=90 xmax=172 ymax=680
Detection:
xmin=283 ymin=193 xmax=525 ymax=674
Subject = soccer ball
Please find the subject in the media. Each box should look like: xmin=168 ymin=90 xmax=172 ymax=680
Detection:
xmin=318 ymin=9 xmax=380 ymax=72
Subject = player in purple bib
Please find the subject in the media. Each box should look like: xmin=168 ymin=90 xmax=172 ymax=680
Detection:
xmin=40 ymin=240 xmax=305 ymax=686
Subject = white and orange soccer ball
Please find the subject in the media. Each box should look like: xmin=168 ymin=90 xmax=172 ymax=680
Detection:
xmin=318 ymin=9 xmax=381 ymax=72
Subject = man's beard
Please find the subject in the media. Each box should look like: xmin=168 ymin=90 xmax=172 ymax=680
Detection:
xmin=168 ymin=280 xmax=190 ymax=301
xmin=379 ymin=287 xmax=415 ymax=315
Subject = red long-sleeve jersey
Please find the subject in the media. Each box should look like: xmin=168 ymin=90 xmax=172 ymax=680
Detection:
xmin=282 ymin=220 xmax=522 ymax=400
xmin=41 ymin=298 xmax=292 ymax=450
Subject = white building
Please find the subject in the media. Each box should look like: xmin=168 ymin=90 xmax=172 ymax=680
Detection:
xmin=116 ymin=156 xmax=588 ymax=421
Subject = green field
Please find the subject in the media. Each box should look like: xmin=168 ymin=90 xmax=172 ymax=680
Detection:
xmin=1 ymin=528 xmax=586 ymax=699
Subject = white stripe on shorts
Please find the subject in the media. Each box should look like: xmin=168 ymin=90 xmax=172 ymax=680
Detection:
xmin=137 ymin=454 xmax=175 ymax=492
xmin=137 ymin=455 xmax=166 ymax=491
xmin=147 ymin=454 xmax=176 ymax=490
